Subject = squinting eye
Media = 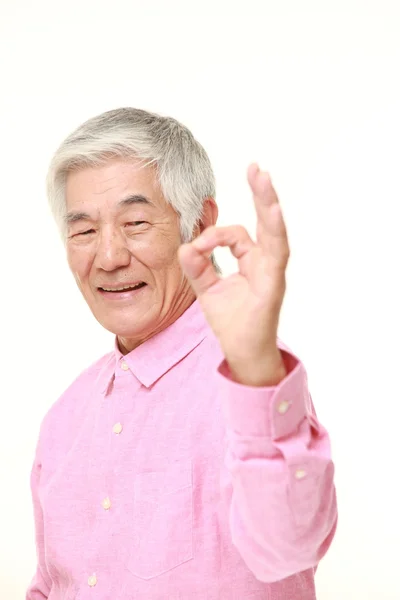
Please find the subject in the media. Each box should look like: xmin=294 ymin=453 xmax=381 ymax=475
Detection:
xmin=76 ymin=229 xmax=95 ymax=236
xmin=128 ymin=221 xmax=146 ymax=226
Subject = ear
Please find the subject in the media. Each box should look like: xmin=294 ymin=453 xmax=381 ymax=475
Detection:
xmin=199 ymin=197 xmax=218 ymax=233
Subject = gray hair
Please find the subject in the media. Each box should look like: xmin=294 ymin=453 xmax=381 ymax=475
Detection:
xmin=47 ymin=107 xmax=220 ymax=271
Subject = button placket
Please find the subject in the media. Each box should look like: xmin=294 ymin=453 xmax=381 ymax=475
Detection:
xmin=93 ymin=357 xmax=140 ymax=584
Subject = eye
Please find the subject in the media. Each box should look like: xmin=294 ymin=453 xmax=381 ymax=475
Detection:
xmin=71 ymin=229 xmax=96 ymax=238
xmin=125 ymin=221 xmax=148 ymax=231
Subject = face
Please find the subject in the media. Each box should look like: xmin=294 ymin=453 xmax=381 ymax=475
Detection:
xmin=65 ymin=158 xmax=217 ymax=352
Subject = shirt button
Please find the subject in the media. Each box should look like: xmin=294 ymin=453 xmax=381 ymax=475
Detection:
xmin=295 ymin=469 xmax=307 ymax=480
xmin=113 ymin=422 xmax=123 ymax=435
xmin=277 ymin=400 xmax=291 ymax=414
xmin=88 ymin=574 xmax=97 ymax=587
xmin=120 ymin=361 xmax=129 ymax=371
xmin=102 ymin=497 xmax=111 ymax=510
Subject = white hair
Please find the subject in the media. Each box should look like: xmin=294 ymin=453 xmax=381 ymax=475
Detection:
xmin=47 ymin=107 xmax=217 ymax=248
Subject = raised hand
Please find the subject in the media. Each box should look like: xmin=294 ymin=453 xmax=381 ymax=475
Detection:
xmin=178 ymin=165 xmax=290 ymax=386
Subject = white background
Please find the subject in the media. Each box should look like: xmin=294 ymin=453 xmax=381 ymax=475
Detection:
xmin=0 ymin=1 xmax=399 ymax=598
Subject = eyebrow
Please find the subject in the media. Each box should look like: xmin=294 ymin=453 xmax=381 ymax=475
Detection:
xmin=64 ymin=194 xmax=154 ymax=225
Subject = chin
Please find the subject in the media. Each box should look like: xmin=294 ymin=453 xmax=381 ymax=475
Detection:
xmin=96 ymin=312 xmax=155 ymax=339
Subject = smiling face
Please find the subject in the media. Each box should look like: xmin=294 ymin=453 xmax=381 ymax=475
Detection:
xmin=65 ymin=158 xmax=215 ymax=352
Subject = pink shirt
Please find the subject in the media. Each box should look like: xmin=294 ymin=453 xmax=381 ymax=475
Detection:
xmin=27 ymin=300 xmax=337 ymax=600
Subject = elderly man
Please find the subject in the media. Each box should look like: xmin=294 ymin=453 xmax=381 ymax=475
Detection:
xmin=27 ymin=108 xmax=337 ymax=600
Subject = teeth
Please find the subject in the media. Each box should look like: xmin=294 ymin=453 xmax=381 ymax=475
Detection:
xmin=102 ymin=283 xmax=144 ymax=292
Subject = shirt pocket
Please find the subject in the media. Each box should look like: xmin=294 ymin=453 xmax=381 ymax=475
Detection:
xmin=128 ymin=460 xmax=193 ymax=580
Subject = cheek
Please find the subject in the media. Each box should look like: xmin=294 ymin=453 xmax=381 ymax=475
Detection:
xmin=67 ymin=248 xmax=92 ymax=283
xmin=136 ymin=235 xmax=181 ymax=270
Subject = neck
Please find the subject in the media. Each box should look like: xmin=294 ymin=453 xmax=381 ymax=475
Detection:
xmin=117 ymin=288 xmax=197 ymax=354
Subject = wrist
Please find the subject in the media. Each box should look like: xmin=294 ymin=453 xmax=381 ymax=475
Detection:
xmin=227 ymin=349 xmax=287 ymax=387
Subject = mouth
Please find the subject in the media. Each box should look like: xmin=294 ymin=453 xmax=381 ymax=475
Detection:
xmin=98 ymin=282 xmax=147 ymax=293
xmin=97 ymin=281 xmax=148 ymax=300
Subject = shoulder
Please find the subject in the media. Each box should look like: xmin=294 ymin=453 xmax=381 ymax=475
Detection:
xmin=37 ymin=351 xmax=114 ymax=451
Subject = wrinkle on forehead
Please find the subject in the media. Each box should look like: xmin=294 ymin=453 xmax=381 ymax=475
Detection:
xmin=65 ymin=159 xmax=163 ymax=215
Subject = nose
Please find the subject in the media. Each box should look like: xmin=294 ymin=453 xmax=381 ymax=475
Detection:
xmin=94 ymin=228 xmax=131 ymax=272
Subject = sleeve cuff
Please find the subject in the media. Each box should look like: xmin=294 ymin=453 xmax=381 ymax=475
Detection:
xmin=218 ymin=350 xmax=309 ymax=440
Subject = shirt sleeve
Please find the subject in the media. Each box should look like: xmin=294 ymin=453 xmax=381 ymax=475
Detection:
xmin=26 ymin=450 xmax=52 ymax=599
xmin=218 ymin=348 xmax=338 ymax=583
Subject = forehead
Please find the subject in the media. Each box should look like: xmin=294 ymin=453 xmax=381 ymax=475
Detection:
xmin=65 ymin=159 xmax=162 ymax=212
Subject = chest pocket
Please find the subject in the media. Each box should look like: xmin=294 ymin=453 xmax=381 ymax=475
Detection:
xmin=128 ymin=460 xmax=193 ymax=580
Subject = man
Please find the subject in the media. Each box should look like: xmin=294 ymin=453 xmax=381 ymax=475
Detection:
xmin=27 ymin=107 xmax=337 ymax=600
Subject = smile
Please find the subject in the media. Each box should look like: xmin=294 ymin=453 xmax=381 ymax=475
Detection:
xmin=98 ymin=282 xmax=147 ymax=292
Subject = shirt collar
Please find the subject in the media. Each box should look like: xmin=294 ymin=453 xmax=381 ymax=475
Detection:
xmin=109 ymin=299 xmax=210 ymax=388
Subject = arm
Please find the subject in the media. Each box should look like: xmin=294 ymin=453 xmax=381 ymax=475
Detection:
xmin=26 ymin=453 xmax=51 ymax=600
xmin=178 ymin=166 xmax=337 ymax=580
xmin=219 ymin=349 xmax=337 ymax=583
